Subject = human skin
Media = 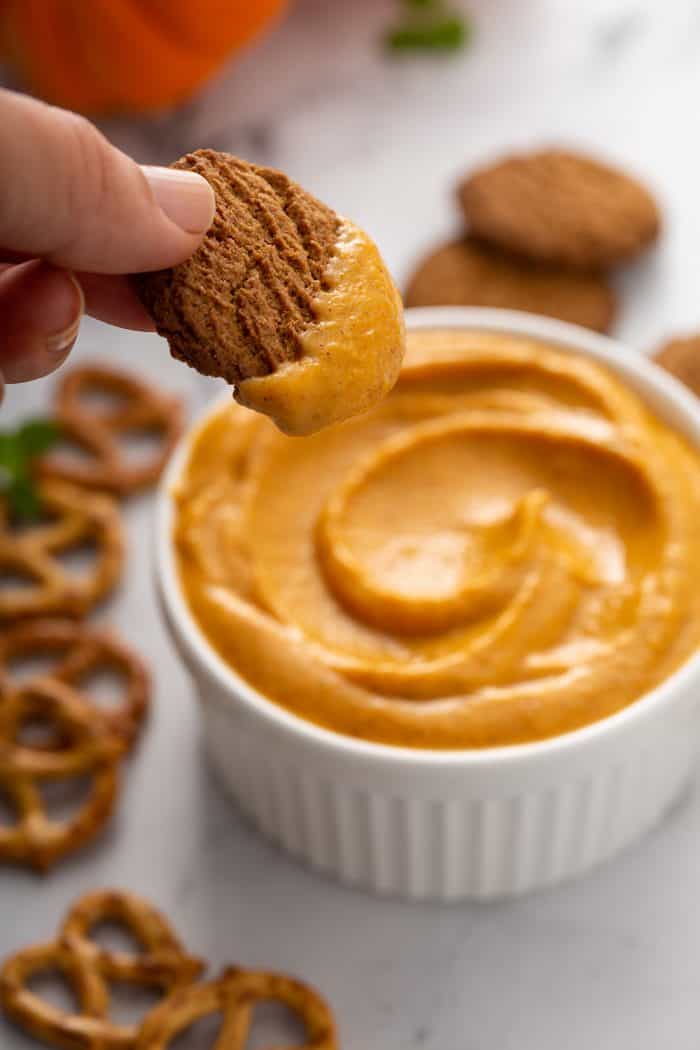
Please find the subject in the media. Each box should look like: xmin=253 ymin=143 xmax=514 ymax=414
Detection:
xmin=0 ymin=88 xmax=216 ymax=398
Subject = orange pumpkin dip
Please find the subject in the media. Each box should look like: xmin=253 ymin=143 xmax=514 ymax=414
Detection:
xmin=174 ymin=329 xmax=700 ymax=749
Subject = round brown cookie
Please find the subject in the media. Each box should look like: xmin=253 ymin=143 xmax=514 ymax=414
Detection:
xmin=653 ymin=335 xmax=700 ymax=396
xmin=134 ymin=149 xmax=340 ymax=385
xmin=458 ymin=149 xmax=660 ymax=269
xmin=404 ymin=237 xmax=616 ymax=332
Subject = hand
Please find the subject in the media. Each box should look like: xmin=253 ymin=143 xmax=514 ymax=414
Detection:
xmin=0 ymin=89 xmax=215 ymax=388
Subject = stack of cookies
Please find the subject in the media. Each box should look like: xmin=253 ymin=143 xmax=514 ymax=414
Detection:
xmin=405 ymin=148 xmax=662 ymax=333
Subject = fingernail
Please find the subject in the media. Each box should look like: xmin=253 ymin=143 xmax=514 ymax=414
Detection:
xmin=142 ymin=166 xmax=216 ymax=235
xmin=45 ymin=272 xmax=84 ymax=354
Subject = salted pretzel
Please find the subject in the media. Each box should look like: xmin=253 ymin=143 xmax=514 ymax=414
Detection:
xmin=40 ymin=363 xmax=184 ymax=496
xmin=0 ymin=619 xmax=149 ymax=747
xmin=0 ymin=478 xmax=124 ymax=622
xmin=0 ymin=678 xmax=124 ymax=871
xmin=136 ymin=968 xmax=338 ymax=1050
xmin=0 ymin=889 xmax=204 ymax=1050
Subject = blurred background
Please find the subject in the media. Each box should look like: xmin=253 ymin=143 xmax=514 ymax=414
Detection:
xmin=3 ymin=0 xmax=699 ymax=348
xmin=6 ymin=4 xmax=700 ymax=1049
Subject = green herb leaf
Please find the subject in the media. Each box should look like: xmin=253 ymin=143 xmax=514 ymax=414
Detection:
xmin=0 ymin=416 xmax=61 ymax=520
xmin=17 ymin=418 xmax=62 ymax=456
xmin=387 ymin=15 xmax=469 ymax=52
xmin=7 ymin=470 xmax=41 ymax=521
xmin=0 ymin=433 xmax=20 ymax=474
xmin=403 ymin=0 xmax=440 ymax=8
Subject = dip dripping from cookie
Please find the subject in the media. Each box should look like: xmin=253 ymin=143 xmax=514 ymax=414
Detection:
xmin=135 ymin=149 xmax=405 ymax=435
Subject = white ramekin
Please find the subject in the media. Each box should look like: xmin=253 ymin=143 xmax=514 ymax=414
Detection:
xmin=156 ymin=307 xmax=700 ymax=901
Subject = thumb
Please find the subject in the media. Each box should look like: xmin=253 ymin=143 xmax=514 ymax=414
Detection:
xmin=0 ymin=89 xmax=215 ymax=274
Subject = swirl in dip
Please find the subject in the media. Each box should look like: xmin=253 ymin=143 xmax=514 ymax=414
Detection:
xmin=174 ymin=329 xmax=700 ymax=749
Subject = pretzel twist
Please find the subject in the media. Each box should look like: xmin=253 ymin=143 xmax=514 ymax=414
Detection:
xmin=0 ymin=678 xmax=125 ymax=871
xmin=0 ymin=619 xmax=150 ymax=746
xmin=136 ymin=968 xmax=338 ymax=1050
xmin=0 ymin=891 xmax=337 ymax=1050
xmin=0 ymin=480 xmax=124 ymax=622
xmin=40 ymin=364 xmax=184 ymax=496
xmin=0 ymin=889 xmax=204 ymax=1050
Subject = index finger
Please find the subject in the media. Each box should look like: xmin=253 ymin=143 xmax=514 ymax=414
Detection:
xmin=0 ymin=89 xmax=215 ymax=274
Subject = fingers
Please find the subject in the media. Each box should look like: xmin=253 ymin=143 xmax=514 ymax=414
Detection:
xmin=0 ymin=89 xmax=215 ymax=274
xmin=77 ymin=273 xmax=155 ymax=331
xmin=0 ymin=260 xmax=83 ymax=383
xmin=0 ymin=265 xmax=154 ymax=386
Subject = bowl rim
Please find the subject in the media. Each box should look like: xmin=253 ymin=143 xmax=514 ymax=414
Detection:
xmin=156 ymin=306 xmax=700 ymax=769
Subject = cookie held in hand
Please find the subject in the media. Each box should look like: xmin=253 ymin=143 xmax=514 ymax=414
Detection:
xmin=458 ymin=149 xmax=660 ymax=269
xmin=404 ymin=237 xmax=616 ymax=332
xmin=135 ymin=150 xmax=405 ymax=436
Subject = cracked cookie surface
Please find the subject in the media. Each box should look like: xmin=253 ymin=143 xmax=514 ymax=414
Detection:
xmin=458 ymin=149 xmax=660 ymax=269
xmin=134 ymin=149 xmax=339 ymax=385
xmin=405 ymin=237 xmax=616 ymax=332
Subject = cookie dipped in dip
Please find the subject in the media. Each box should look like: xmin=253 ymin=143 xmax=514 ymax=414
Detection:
xmin=135 ymin=150 xmax=405 ymax=435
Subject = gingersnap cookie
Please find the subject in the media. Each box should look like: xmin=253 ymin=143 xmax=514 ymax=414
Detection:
xmin=135 ymin=150 xmax=405 ymax=436
xmin=404 ymin=237 xmax=616 ymax=332
xmin=654 ymin=335 xmax=700 ymax=397
xmin=458 ymin=149 xmax=660 ymax=269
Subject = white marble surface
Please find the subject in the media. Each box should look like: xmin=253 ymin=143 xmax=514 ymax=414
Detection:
xmin=5 ymin=1 xmax=700 ymax=1046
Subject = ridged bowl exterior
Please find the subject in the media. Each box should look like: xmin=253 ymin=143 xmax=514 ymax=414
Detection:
xmin=196 ymin=674 xmax=698 ymax=900
xmin=157 ymin=308 xmax=700 ymax=901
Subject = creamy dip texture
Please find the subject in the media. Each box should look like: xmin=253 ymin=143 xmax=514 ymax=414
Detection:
xmin=174 ymin=329 xmax=700 ymax=749
xmin=236 ymin=219 xmax=405 ymax=436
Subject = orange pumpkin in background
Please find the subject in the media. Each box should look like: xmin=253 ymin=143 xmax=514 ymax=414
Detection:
xmin=0 ymin=0 xmax=288 ymax=115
